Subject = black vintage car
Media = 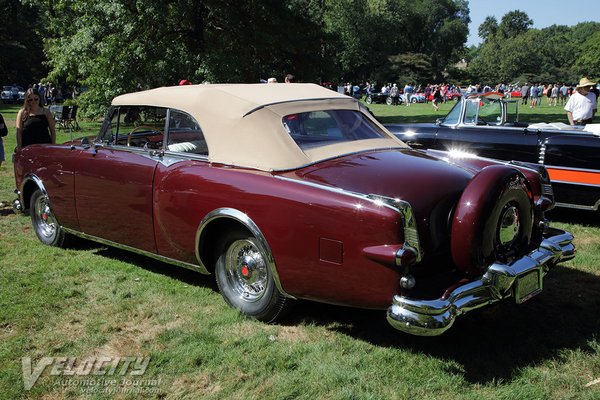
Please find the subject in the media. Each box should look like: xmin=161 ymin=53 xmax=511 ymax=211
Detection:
xmin=365 ymin=92 xmax=396 ymax=105
xmin=387 ymin=92 xmax=600 ymax=211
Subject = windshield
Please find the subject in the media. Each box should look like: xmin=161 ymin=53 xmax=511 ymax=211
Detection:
xmin=282 ymin=110 xmax=388 ymax=150
xmin=462 ymin=97 xmax=504 ymax=126
xmin=477 ymin=99 xmax=503 ymax=125
xmin=442 ymin=102 xmax=462 ymax=125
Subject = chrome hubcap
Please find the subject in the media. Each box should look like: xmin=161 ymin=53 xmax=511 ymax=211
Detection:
xmin=225 ymin=239 xmax=267 ymax=302
xmin=499 ymin=205 xmax=520 ymax=246
xmin=35 ymin=195 xmax=57 ymax=238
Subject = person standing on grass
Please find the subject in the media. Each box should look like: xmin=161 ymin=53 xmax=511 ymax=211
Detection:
xmin=432 ymin=85 xmax=442 ymax=111
xmin=16 ymin=89 xmax=56 ymax=149
xmin=564 ymin=78 xmax=597 ymax=127
xmin=559 ymin=83 xmax=568 ymax=105
xmin=521 ymin=83 xmax=530 ymax=105
xmin=550 ymin=84 xmax=559 ymax=106
xmin=0 ymin=113 xmax=7 ymax=168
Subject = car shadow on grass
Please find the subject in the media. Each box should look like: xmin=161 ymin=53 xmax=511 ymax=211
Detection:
xmin=65 ymin=237 xmax=218 ymax=290
xmin=67 ymin=237 xmax=599 ymax=385
xmin=285 ymin=264 xmax=600 ymax=384
xmin=547 ymin=207 xmax=600 ymax=226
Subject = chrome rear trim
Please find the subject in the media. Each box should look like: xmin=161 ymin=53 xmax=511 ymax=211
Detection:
xmin=387 ymin=227 xmax=575 ymax=336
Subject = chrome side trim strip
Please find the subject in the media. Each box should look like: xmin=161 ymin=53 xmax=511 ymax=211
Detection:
xmin=274 ymin=175 xmax=395 ymax=212
xmin=195 ymin=208 xmax=294 ymax=299
xmin=367 ymin=195 xmax=423 ymax=263
xmin=555 ymin=201 xmax=600 ymax=211
xmin=545 ymin=164 xmax=600 ymax=174
xmin=550 ymin=180 xmax=600 ymax=188
xmin=62 ymin=227 xmax=209 ymax=274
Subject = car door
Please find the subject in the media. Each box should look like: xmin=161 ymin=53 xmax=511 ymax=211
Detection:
xmin=74 ymin=106 xmax=166 ymax=253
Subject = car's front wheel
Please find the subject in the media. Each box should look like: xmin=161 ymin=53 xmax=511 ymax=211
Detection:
xmin=215 ymin=229 xmax=289 ymax=322
xmin=365 ymin=95 xmax=373 ymax=104
xmin=30 ymin=189 xmax=66 ymax=247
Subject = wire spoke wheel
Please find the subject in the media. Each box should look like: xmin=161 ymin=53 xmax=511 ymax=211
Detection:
xmin=30 ymin=189 xmax=66 ymax=247
xmin=224 ymin=239 xmax=268 ymax=303
xmin=215 ymin=229 xmax=291 ymax=322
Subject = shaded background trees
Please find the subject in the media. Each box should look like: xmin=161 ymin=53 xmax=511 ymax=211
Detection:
xmin=0 ymin=0 xmax=47 ymax=86
xmin=467 ymin=11 xmax=600 ymax=85
xmin=2 ymin=1 xmax=599 ymax=116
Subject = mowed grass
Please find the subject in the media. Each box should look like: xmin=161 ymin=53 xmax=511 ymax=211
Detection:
xmin=0 ymin=101 xmax=599 ymax=400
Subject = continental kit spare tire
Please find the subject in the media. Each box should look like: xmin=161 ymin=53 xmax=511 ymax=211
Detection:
xmin=450 ymin=165 xmax=534 ymax=276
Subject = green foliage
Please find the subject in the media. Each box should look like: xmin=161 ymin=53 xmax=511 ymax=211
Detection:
xmin=498 ymin=10 xmax=533 ymax=39
xmin=574 ymin=31 xmax=600 ymax=79
xmin=17 ymin=0 xmax=469 ymax=116
xmin=5 ymin=1 xmax=600 ymax=114
xmin=0 ymin=0 xmax=47 ymax=85
xmin=469 ymin=10 xmax=600 ymax=84
xmin=478 ymin=16 xmax=498 ymax=42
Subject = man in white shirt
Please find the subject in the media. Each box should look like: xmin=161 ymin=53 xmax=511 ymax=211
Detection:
xmin=564 ymin=77 xmax=597 ymax=126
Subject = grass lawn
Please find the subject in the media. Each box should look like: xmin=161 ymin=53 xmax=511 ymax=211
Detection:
xmin=0 ymin=101 xmax=599 ymax=399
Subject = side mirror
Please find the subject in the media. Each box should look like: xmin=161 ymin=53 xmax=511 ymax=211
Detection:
xmin=435 ymin=118 xmax=444 ymax=125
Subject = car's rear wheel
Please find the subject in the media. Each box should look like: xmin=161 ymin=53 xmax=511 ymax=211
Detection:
xmin=215 ymin=229 xmax=289 ymax=322
xmin=31 ymin=189 xmax=66 ymax=247
xmin=365 ymin=95 xmax=373 ymax=104
xmin=385 ymin=97 xmax=393 ymax=105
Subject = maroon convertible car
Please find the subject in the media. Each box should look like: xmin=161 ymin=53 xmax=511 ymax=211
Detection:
xmin=13 ymin=84 xmax=575 ymax=336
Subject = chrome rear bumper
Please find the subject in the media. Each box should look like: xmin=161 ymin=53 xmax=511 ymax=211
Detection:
xmin=387 ymin=228 xmax=575 ymax=336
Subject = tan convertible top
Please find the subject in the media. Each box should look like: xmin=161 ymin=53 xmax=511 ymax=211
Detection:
xmin=112 ymin=83 xmax=406 ymax=171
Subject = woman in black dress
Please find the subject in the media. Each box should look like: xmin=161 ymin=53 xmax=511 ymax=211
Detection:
xmin=16 ymin=88 xmax=56 ymax=149
xmin=0 ymin=113 xmax=7 ymax=168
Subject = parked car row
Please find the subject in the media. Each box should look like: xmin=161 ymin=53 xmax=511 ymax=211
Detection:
xmin=12 ymin=84 xmax=575 ymax=336
xmin=1 ymin=85 xmax=25 ymax=104
xmin=364 ymin=91 xmax=462 ymax=105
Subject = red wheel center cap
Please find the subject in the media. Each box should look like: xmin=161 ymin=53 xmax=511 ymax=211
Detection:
xmin=241 ymin=265 xmax=250 ymax=277
xmin=42 ymin=213 xmax=47 ymax=221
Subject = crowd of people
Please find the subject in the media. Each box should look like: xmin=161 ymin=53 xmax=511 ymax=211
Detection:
xmin=343 ymin=81 xmax=466 ymax=111
xmin=341 ymin=78 xmax=598 ymax=122
xmin=0 ymin=74 xmax=596 ymax=171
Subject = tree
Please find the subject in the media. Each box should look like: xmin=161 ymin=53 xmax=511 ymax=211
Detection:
xmin=0 ymin=0 xmax=46 ymax=85
xmin=498 ymin=10 xmax=532 ymax=39
xmin=33 ymin=0 xmax=332 ymax=116
xmin=26 ymin=0 xmax=470 ymax=116
xmin=478 ymin=16 xmax=498 ymax=42
xmin=575 ymin=31 xmax=600 ymax=79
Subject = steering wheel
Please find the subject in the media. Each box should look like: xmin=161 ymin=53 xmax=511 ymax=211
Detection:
xmin=126 ymin=125 xmax=162 ymax=146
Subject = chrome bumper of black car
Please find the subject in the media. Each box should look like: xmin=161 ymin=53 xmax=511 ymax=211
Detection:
xmin=387 ymin=228 xmax=575 ymax=336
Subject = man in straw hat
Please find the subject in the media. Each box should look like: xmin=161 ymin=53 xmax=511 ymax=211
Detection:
xmin=564 ymin=77 xmax=597 ymax=126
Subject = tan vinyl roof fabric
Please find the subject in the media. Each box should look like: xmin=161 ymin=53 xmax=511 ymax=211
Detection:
xmin=112 ymin=83 xmax=407 ymax=171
